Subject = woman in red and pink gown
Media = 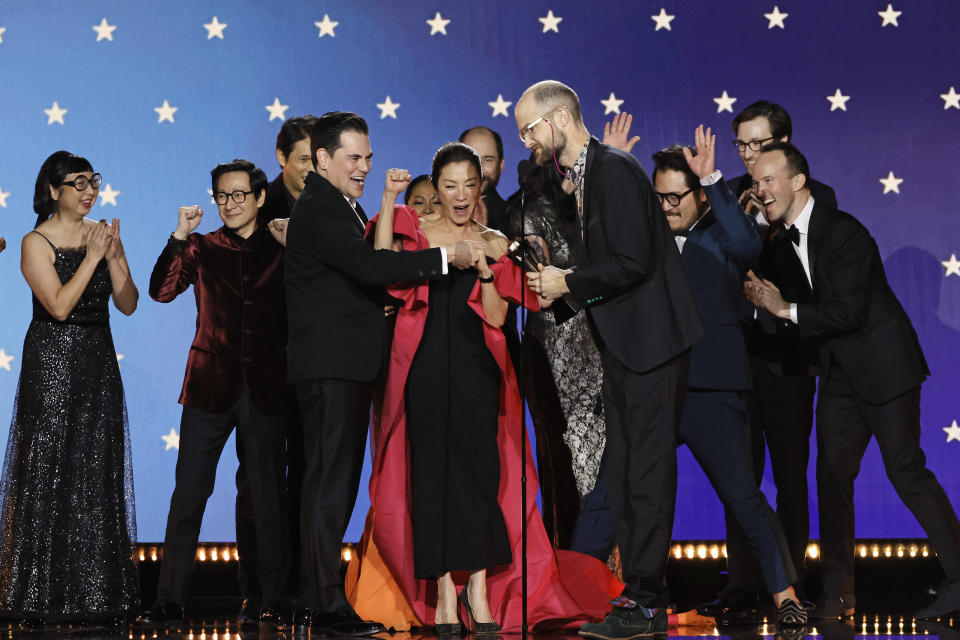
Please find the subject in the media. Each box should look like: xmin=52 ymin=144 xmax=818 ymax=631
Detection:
xmin=345 ymin=142 xmax=621 ymax=633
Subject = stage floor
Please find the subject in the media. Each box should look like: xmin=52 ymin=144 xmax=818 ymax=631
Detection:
xmin=4 ymin=612 xmax=960 ymax=640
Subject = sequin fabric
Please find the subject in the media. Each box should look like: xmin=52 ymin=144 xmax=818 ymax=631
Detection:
xmin=507 ymin=191 xmax=605 ymax=497
xmin=0 ymin=241 xmax=139 ymax=623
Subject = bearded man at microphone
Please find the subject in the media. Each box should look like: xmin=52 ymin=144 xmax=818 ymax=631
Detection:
xmin=517 ymin=80 xmax=704 ymax=639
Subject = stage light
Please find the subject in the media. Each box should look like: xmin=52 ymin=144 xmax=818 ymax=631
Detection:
xmin=696 ymin=544 xmax=707 ymax=559
xmin=198 ymin=548 xmax=207 ymax=562
xmin=684 ymin=544 xmax=695 ymax=559
xmin=709 ymin=545 xmax=719 ymax=559
xmin=807 ymin=543 xmax=820 ymax=559
xmin=672 ymin=545 xmax=683 ymax=559
xmin=343 ymin=548 xmax=353 ymax=562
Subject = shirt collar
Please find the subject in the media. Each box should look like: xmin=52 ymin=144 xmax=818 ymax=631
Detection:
xmin=788 ymin=195 xmax=815 ymax=235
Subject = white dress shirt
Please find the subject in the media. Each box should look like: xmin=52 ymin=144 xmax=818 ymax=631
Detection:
xmin=786 ymin=195 xmax=815 ymax=324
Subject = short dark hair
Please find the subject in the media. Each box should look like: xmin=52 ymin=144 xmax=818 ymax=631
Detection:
xmin=310 ymin=111 xmax=369 ymax=168
xmin=404 ymin=174 xmax=433 ymax=205
xmin=732 ymin=100 xmax=793 ymax=141
xmin=33 ymin=150 xmax=94 ymax=225
xmin=276 ymin=115 xmax=318 ymax=158
xmin=524 ymin=80 xmax=583 ymax=125
xmin=210 ymin=158 xmax=268 ymax=198
xmin=431 ymin=142 xmax=482 ymax=188
xmin=759 ymin=141 xmax=810 ymax=182
xmin=458 ymin=126 xmax=504 ymax=161
xmin=651 ymin=145 xmax=700 ymax=193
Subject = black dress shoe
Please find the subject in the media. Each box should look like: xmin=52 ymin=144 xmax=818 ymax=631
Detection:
xmin=259 ymin=606 xmax=291 ymax=631
xmin=295 ymin=606 xmax=385 ymax=636
xmin=698 ymin=593 xmax=761 ymax=624
xmin=237 ymin=598 xmax=262 ymax=628
xmin=809 ymin=593 xmax=855 ymax=620
xmin=916 ymin=580 xmax=960 ymax=619
xmin=579 ymin=606 xmax=667 ymax=639
xmin=136 ymin=601 xmax=184 ymax=626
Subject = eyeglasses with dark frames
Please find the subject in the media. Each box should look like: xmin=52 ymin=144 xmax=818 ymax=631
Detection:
xmin=214 ymin=189 xmax=255 ymax=205
xmin=655 ymin=188 xmax=694 ymax=207
xmin=61 ymin=173 xmax=102 ymax=192
xmin=733 ymin=137 xmax=775 ymax=152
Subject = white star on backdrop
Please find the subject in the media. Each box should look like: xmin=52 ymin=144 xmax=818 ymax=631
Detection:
xmin=878 ymin=4 xmax=902 ymax=27
xmin=376 ymin=96 xmax=400 ymax=119
xmin=0 ymin=349 xmax=13 ymax=371
xmin=204 ymin=16 xmax=227 ymax=40
xmin=651 ymin=8 xmax=675 ymax=31
xmin=488 ymin=94 xmax=512 ymax=117
xmin=206 ymin=188 xmax=216 ymax=204
xmin=941 ymin=87 xmax=960 ymax=110
xmin=92 ymin=18 xmax=116 ymax=42
xmin=942 ymin=254 xmax=960 ymax=277
xmin=539 ymin=10 xmax=562 ymax=34
xmin=99 ymin=184 xmax=120 ymax=206
xmin=427 ymin=12 xmax=450 ymax=36
xmin=45 ymin=101 xmax=67 ymax=125
xmin=266 ymin=97 xmax=289 ymax=121
xmin=764 ymin=6 xmax=788 ymax=29
xmin=601 ymin=93 xmax=625 ymax=115
xmin=155 ymin=100 xmax=178 ymax=123
xmin=116 ymin=354 xmax=124 ymax=366
xmin=0 ymin=27 xmax=6 ymax=43
xmin=315 ymin=15 xmax=338 ymax=38
xmin=714 ymin=91 xmax=737 ymax=113
xmin=0 ymin=187 xmax=9 ymax=208
xmin=162 ymin=428 xmax=180 ymax=451
xmin=827 ymin=89 xmax=850 ymax=111
xmin=944 ymin=420 xmax=960 ymax=443
xmin=879 ymin=171 xmax=903 ymax=194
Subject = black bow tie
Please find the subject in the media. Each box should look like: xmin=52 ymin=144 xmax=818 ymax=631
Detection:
xmin=776 ymin=225 xmax=800 ymax=246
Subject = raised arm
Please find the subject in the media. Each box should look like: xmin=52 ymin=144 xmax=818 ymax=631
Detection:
xmin=149 ymin=205 xmax=203 ymax=302
xmin=22 ymin=222 xmax=111 ymax=322
xmin=375 ymin=168 xmax=411 ymax=251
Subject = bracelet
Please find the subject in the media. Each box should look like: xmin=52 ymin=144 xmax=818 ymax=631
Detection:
xmin=478 ymin=272 xmax=495 ymax=283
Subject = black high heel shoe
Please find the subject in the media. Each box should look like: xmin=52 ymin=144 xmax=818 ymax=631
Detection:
xmin=458 ymin=587 xmax=501 ymax=634
xmin=435 ymin=593 xmax=462 ymax=637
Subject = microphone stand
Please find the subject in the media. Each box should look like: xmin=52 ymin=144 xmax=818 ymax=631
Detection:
xmin=519 ymin=179 xmax=529 ymax=637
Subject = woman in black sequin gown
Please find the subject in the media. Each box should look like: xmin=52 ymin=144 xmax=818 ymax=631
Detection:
xmin=0 ymin=151 xmax=140 ymax=625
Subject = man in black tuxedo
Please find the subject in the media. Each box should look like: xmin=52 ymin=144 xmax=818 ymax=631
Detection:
xmin=285 ymin=111 xmax=476 ymax=635
xmin=747 ymin=142 xmax=960 ymax=620
xmin=235 ymin=114 xmax=316 ymax=627
xmin=518 ymin=80 xmax=704 ymax=639
xmin=712 ymin=100 xmax=838 ymax=617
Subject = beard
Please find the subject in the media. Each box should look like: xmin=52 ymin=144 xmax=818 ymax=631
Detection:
xmin=533 ymin=129 xmax=566 ymax=166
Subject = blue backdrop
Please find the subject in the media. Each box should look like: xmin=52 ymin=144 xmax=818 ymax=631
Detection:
xmin=0 ymin=0 xmax=958 ymax=543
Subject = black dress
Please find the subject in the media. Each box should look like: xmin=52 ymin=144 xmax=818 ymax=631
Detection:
xmin=0 ymin=233 xmax=139 ymax=623
xmin=405 ymin=263 xmax=511 ymax=579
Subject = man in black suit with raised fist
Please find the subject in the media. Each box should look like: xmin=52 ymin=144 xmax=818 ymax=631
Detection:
xmin=746 ymin=142 xmax=960 ymax=621
xmin=285 ymin=111 xmax=476 ymax=635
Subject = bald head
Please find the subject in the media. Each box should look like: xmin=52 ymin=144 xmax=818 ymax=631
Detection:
xmin=517 ymin=80 xmax=583 ymax=125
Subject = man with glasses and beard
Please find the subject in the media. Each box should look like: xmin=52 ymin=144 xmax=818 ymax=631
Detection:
xmin=518 ymin=80 xmax=704 ymax=639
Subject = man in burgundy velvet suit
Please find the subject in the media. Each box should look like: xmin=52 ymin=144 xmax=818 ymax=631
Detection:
xmin=140 ymin=159 xmax=293 ymax=628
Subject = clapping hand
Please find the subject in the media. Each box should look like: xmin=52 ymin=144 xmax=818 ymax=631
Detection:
xmin=384 ymin=168 xmax=411 ymax=196
xmin=104 ymin=218 xmax=126 ymax=263
xmin=447 ymin=240 xmax=486 ymax=270
xmin=175 ymin=205 xmax=203 ymax=239
xmin=744 ymin=269 xmax=789 ymax=318
xmin=83 ymin=219 xmax=112 ymax=261
xmin=602 ymin=112 xmax=641 ymax=153
xmin=268 ymin=218 xmax=289 ymax=246
xmin=682 ymin=125 xmax=716 ymax=179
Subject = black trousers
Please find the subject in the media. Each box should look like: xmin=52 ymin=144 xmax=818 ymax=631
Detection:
xmin=680 ymin=390 xmax=795 ymax=594
xmin=817 ymin=367 xmax=960 ymax=595
xmin=724 ymin=357 xmax=815 ymax=596
xmin=236 ymin=405 xmax=303 ymax=602
xmin=601 ymin=348 xmax=690 ymax=608
xmin=295 ymin=379 xmax=372 ymax=612
xmin=157 ymin=390 xmax=289 ymax=607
